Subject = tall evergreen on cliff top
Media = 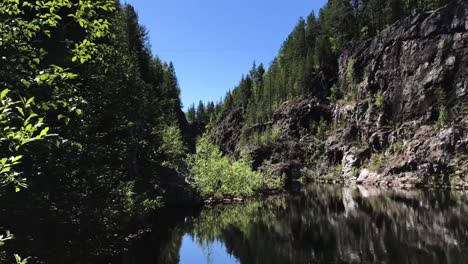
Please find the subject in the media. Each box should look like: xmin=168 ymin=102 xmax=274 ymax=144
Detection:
xmin=216 ymin=0 xmax=451 ymax=130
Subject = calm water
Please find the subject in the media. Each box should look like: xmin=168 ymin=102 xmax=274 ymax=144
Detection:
xmin=2 ymin=185 xmax=468 ymax=263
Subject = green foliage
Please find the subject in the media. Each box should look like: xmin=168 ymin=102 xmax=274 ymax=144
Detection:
xmin=14 ymin=254 xmax=29 ymax=264
xmin=0 ymin=0 xmax=193 ymax=234
xmin=436 ymin=87 xmax=449 ymax=128
xmin=0 ymin=89 xmax=55 ymax=189
xmin=328 ymin=84 xmax=341 ymax=104
xmin=0 ymin=0 xmax=117 ymax=193
xmin=269 ymin=124 xmax=283 ymax=143
xmin=186 ymin=104 xmax=197 ymax=123
xmin=315 ymin=119 xmax=328 ymax=140
xmin=105 ymin=181 xmax=136 ymax=217
xmin=0 ymin=230 xmax=13 ymax=247
xmin=190 ymin=196 xmax=287 ymax=247
xmin=345 ymin=89 xmax=357 ymax=103
xmin=142 ymin=197 xmax=164 ymax=212
xmin=189 ymin=134 xmax=274 ymax=198
xmin=368 ymin=153 xmax=385 ymax=171
xmin=159 ymin=125 xmax=187 ymax=170
xmin=437 ymin=106 xmax=448 ymax=128
xmin=375 ymin=91 xmax=384 ymax=109
xmin=346 ymin=58 xmax=356 ymax=84
xmin=246 ymin=124 xmax=284 ymax=147
xmin=389 ymin=141 xmax=405 ymax=155
xmin=258 ymin=160 xmax=286 ymax=190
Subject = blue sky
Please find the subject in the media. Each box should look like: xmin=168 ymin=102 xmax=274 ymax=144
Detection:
xmin=124 ymin=0 xmax=328 ymax=110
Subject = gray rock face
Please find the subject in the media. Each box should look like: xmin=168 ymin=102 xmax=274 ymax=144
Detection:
xmin=211 ymin=108 xmax=245 ymax=157
xmin=211 ymin=1 xmax=468 ymax=188
xmin=325 ymin=1 xmax=468 ymax=187
xmin=338 ymin=0 xmax=468 ymax=124
xmin=272 ymin=98 xmax=332 ymax=137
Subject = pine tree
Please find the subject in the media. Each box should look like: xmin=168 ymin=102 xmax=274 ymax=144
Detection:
xmin=187 ymin=104 xmax=196 ymax=123
xmin=197 ymin=101 xmax=207 ymax=124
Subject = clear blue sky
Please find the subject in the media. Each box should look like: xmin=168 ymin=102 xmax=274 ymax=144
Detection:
xmin=124 ymin=0 xmax=327 ymax=110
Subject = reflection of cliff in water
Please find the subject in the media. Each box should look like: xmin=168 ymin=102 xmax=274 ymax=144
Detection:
xmin=182 ymin=185 xmax=468 ymax=264
xmin=3 ymin=185 xmax=468 ymax=263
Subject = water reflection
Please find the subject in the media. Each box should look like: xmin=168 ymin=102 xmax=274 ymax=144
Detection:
xmin=177 ymin=185 xmax=468 ymax=264
xmin=2 ymin=185 xmax=468 ymax=263
xmin=179 ymin=235 xmax=239 ymax=264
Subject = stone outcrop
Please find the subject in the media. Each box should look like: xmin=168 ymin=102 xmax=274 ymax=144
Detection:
xmin=338 ymin=0 xmax=468 ymax=124
xmin=211 ymin=108 xmax=245 ymax=157
xmin=327 ymin=1 xmax=468 ymax=188
xmin=212 ymin=1 xmax=468 ymax=189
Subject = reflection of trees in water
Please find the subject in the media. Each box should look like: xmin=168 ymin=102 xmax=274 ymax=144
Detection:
xmin=9 ymin=186 xmax=467 ymax=263
xmin=0 ymin=204 xmax=189 ymax=263
xmin=182 ymin=185 xmax=468 ymax=264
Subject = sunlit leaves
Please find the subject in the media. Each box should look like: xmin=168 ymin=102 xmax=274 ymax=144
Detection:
xmin=159 ymin=125 xmax=187 ymax=171
xmin=0 ymin=89 xmax=10 ymax=100
xmin=0 ymin=91 xmax=55 ymax=189
xmin=189 ymin=134 xmax=270 ymax=199
xmin=14 ymin=254 xmax=29 ymax=264
xmin=70 ymin=1 xmax=116 ymax=64
xmin=0 ymin=1 xmax=119 ymax=261
xmin=0 ymin=230 xmax=13 ymax=246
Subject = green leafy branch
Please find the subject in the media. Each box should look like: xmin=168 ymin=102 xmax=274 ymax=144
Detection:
xmin=0 ymin=89 xmax=55 ymax=191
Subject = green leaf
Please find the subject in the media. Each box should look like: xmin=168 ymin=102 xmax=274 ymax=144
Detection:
xmin=0 ymin=167 xmax=11 ymax=174
xmin=25 ymin=113 xmax=38 ymax=124
xmin=25 ymin=97 xmax=34 ymax=107
xmin=21 ymin=79 xmax=31 ymax=88
xmin=16 ymin=107 xmax=24 ymax=117
xmin=0 ymin=89 xmax=10 ymax=99
xmin=15 ymin=186 xmax=20 ymax=193
xmin=39 ymin=74 xmax=49 ymax=81
xmin=39 ymin=127 xmax=49 ymax=136
xmin=72 ymin=56 xmax=77 ymax=62
xmin=12 ymin=156 xmax=22 ymax=162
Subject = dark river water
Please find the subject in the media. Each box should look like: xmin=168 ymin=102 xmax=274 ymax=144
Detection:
xmin=2 ymin=184 xmax=468 ymax=263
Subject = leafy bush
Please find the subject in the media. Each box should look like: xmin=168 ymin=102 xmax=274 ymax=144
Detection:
xmin=159 ymin=125 xmax=187 ymax=170
xmin=368 ymin=154 xmax=385 ymax=171
xmin=258 ymin=160 xmax=285 ymax=190
xmin=437 ymin=106 xmax=448 ymax=128
xmin=346 ymin=58 xmax=355 ymax=84
xmin=328 ymin=84 xmax=341 ymax=103
xmin=109 ymin=181 xmax=135 ymax=216
xmin=259 ymin=124 xmax=283 ymax=145
xmin=142 ymin=197 xmax=164 ymax=211
xmin=189 ymin=134 xmax=276 ymax=199
xmin=315 ymin=119 xmax=328 ymax=140
xmin=345 ymin=89 xmax=357 ymax=103
xmin=435 ymin=87 xmax=449 ymax=128
xmin=375 ymin=91 xmax=384 ymax=109
xmin=243 ymin=124 xmax=284 ymax=147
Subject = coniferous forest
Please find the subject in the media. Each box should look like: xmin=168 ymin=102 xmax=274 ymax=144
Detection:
xmin=1 ymin=0 xmax=467 ymax=262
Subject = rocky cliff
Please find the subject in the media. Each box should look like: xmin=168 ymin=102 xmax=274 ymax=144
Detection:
xmin=212 ymin=1 xmax=468 ymax=189
xmin=330 ymin=0 xmax=468 ymax=187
